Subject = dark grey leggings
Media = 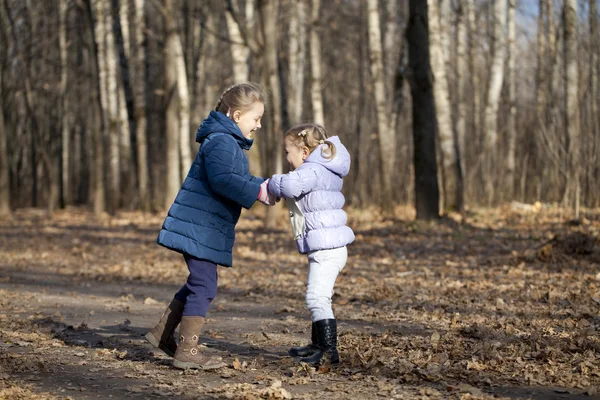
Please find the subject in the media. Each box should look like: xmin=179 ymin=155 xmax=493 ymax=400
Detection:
xmin=174 ymin=254 xmax=218 ymax=317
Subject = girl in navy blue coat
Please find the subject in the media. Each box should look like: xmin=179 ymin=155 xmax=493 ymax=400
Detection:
xmin=145 ymin=83 xmax=275 ymax=370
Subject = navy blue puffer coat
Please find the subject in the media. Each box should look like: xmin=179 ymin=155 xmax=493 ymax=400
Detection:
xmin=157 ymin=111 xmax=264 ymax=267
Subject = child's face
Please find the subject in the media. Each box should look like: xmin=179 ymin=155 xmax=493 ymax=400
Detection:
xmin=233 ymin=102 xmax=264 ymax=139
xmin=285 ymin=137 xmax=309 ymax=170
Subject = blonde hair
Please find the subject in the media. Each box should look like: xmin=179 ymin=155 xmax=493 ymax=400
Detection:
xmin=285 ymin=123 xmax=336 ymax=160
xmin=215 ymin=82 xmax=267 ymax=117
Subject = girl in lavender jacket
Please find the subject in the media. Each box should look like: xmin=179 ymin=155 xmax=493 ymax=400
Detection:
xmin=268 ymin=123 xmax=355 ymax=366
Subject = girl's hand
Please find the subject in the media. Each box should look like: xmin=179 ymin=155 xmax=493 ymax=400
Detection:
xmin=258 ymin=180 xmax=275 ymax=205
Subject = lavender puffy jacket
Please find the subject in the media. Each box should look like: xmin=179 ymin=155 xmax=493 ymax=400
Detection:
xmin=268 ymin=136 xmax=355 ymax=254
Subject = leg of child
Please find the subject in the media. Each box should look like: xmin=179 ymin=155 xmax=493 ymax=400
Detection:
xmin=173 ymin=255 xmax=224 ymax=370
xmin=181 ymin=254 xmax=218 ymax=317
xmin=303 ymin=246 xmax=347 ymax=365
xmin=305 ymin=246 xmax=347 ymax=322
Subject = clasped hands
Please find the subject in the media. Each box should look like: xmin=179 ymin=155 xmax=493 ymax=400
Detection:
xmin=258 ymin=179 xmax=280 ymax=206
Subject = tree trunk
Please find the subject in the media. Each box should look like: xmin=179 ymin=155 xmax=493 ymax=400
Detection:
xmin=164 ymin=0 xmax=181 ymax=209
xmin=466 ymin=0 xmax=480 ymax=173
xmin=225 ymin=0 xmax=249 ymax=83
xmin=367 ymin=0 xmax=396 ymax=210
xmin=0 ymin=70 xmax=9 ymax=217
xmin=112 ymin=0 xmax=136 ymax=209
xmin=563 ymin=0 xmax=580 ymax=218
xmin=455 ymin=0 xmax=468 ymax=200
xmin=226 ymin=0 xmax=261 ymax=177
xmin=59 ymin=0 xmax=71 ymax=208
xmin=262 ymin=0 xmax=283 ymax=228
xmin=483 ymin=0 xmax=506 ymax=204
xmin=104 ymin=1 xmax=120 ymax=214
xmin=428 ymin=0 xmax=462 ymax=212
xmin=175 ymin=33 xmax=191 ymax=183
xmin=132 ymin=0 xmax=149 ymax=211
xmin=407 ymin=0 xmax=440 ymax=220
xmin=505 ymin=0 xmax=516 ymax=199
xmin=589 ymin=0 xmax=598 ymax=206
xmin=87 ymin=0 xmax=106 ymax=215
xmin=287 ymin=0 xmax=306 ymax=125
xmin=309 ymin=0 xmax=324 ymax=126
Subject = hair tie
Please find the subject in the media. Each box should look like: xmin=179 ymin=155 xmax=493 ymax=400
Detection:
xmin=226 ymin=108 xmax=231 ymax=118
xmin=298 ymin=130 xmax=307 ymax=137
xmin=319 ymin=140 xmax=324 ymax=144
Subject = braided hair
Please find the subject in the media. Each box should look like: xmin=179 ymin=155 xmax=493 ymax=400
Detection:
xmin=285 ymin=123 xmax=336 ymax=160
xmin=215 ymin=82 xmax=267 ymax=117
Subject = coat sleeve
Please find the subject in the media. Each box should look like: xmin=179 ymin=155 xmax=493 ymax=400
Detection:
xmin=203 ymin=136 xmax=261 ymax=209
xmin=267 ymin=167 xmax=319 ymax=199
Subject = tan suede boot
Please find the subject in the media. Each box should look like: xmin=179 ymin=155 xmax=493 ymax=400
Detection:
xmin=172 ymin=316 xmax=226 ymax=370
xmin=144 ymin=298 xmax=184 ymax=357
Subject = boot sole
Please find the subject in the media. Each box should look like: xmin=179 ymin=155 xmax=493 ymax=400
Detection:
xmin=172 ymin=359 xmax=227 ymax=370
xmin=144 ymin=332 xmax=176 ymax=357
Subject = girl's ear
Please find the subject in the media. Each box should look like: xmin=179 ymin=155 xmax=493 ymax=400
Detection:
xmin=232 ymin=110 xmax=241 ymax=123
xmin=302 ymin=147 xmax=310 ymax=161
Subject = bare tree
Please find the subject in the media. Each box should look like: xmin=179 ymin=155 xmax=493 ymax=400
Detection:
xmin=466 ymin=0 xmax=481 ymax=161
xmin=367 ymin=0 xmax=397 ymax=209
xmin=287 ymin=0 xmax=306 ymax=125
xmin=589 ymin=0 xmax=598 ymax=143
xmin=102 ymin=0 xmax=121 ymax=213
xmin=309 ymin=0 xmax=324 ymax=125
xmin=483 ymin=0 xmax=506 ymax=204
xmin=262 ymin=0 xmax=283 ymax=228
xmin=505 ymin=0 xmax=516 ymax=199
xmin=164 ymin=0 xmax=181 ymax=208
xmin=428 ymin=0 xmax=462 ymax=212
xmin=407 ymin=0 xmax=440 ymax=219
xmin=59 ymin=0 xmax=71 ymax=207
xmin=225 ymin=0 xmax=249 ymax=83
xmin=563 ymin=0 xmax=580 ymax=217
xmin=132 ymin=0 xmax=149 ymax=210
xmin=86 ymin=0 xmax=106 ymax=215
xmin=0 ymin=68 xmax=8 ymax=216
xmin=455 ymin=0 xmax=468 ymax=186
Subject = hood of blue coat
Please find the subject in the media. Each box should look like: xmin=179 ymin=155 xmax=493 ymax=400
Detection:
xmin=305 ymin=136 xmax=351 ymax=177
xmin=195 ymin=110 xmax=254 ymax=150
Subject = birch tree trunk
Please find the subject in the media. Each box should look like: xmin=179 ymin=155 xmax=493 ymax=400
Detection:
xmin=112 ymin=0 xmax=135 ymax=208
xmin=87 ymin=0 xmax=106 ymax=215
xmin=226 ymin=0 xmax=261 ymax=177
xmin=288 ymin=0 xmax=306 ymax=125
xmin=175 ymin=36 xmax=191 ymax=182
xmin=589 ymin=0 xmax=598 ymax=145
xmin=102 ymin=0 xmax=120 ymax=213
xmin=428 ymin=0 xmax=462 ymax=211
xmin=455 ymin=0 xmax=468 ymax=191
xmin=505 ymin=0 xmax=516 ymax=199
xmin=408 ymin=0 xmax=440 ymax=219
xmin=536 ymin=0 xmax=546 ymax=124
xmin=367 ymin=0 xmax=396 ymax=209
xmin=262 ymin=0 xmax=283 ymax=228
xmin=309 ymin=0 xmax=324 ymax=126
xmin=164 ymin=0 xmax=181 ymax=209
xmin=483 ymin=0 xmax=506 ymax=204
xmin=225 ymin=0 xmax=249 ymax=83
xmin=563 ymin=0 xmax=580 ymax=217
xmin=59 ymin=0 xmax=71 ymax=207
xmin=133 ymin=0 xmax=149 ymax=210
xmin=0 ymin=71 xmax=9 ymax=216
xmin=466 ymin=0 xmax=480 ymax=160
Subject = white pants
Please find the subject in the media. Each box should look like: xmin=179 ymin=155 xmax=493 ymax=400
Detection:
xmin=305 ymin=246 xmax=347 ymax=322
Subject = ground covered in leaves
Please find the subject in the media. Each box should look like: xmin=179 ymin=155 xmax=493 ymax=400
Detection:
xmin=0 ymin=204 xmax=599 ymax=400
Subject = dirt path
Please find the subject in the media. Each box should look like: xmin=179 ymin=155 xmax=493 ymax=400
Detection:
xmin=1 ymin=206 xmax=599 ymax=399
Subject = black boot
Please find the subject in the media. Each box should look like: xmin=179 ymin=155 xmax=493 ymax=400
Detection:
xmin=299 ymin=319 xmax=339 ymax=366
xmin=289 ymin=323 xmax=318 ymax=357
